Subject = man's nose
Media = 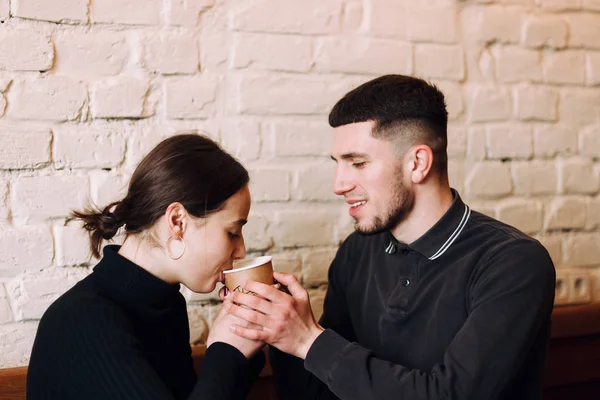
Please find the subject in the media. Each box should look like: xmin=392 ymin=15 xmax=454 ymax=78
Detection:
xmin=333 ymin=169 xmax=353 ymax=196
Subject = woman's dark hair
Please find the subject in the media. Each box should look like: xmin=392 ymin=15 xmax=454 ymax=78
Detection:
xmin=329 ymin=74 xmax=449 ymax=178
xmin=72 ymin=133 xmax=250 ymax=258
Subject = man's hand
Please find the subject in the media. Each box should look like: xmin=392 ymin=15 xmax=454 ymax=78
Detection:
xmin=222 ymin=272 xmax=324 ymax=359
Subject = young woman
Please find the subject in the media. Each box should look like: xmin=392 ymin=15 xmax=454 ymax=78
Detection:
xmin=27 ymin=134 xmax=265 ymax=400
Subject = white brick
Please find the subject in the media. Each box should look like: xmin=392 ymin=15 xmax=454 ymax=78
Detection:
xmin=567 ymin=14 xmax=600 ymax=49
xmin=165 ymin=77 xmax=217 ymax=119
xmin=432 ymin=80 xmax=464 ymax=121
xmin=460 ymin=6 xmax=522 ymax=44
xmin=587 ymin=52 xmax=600 ymax=85
xmin=0 ymin=26 xmax=53 ymax=71
xmin=89 ymin=170 xmax=128 ymax=208
xmin=496 ymin=199 xmax=542 ymax=234
xmin=342 ymin=1 xmax=362 ymax=32
xmin=579 ymin=125 xmax=600 ymax=158
xmin=415 ymin=45 xmax=464 ymax=81
xmin=231 ymin=0 xmax=342 ymax=35
xmin=316 ymin=38 xmax=411 ymax=75
xmin=270 ymin=209 xmax=337 ymax=247
xmin=512 ymin=161 xmax=558 ymax=195
xmin=234 ymin=33 xmax=313 ymax=73
xmin=543 ymin=51 xmax=586 ymax=85
xmin=271 ymin=251 xmax=302 ymax=278
xmin=587 ymin=196 xmax=600 ymax=229
xmin=564 ymin=233 xmax=600 ymax=267
xmin=486 ymin=124 xmax=533 ymax=159
xmin=448 ymin=159 xmax=466 ymax=194
xmin=8 ymin=77 xmax=87 ymax=121
xmin=0 ymin=77 xmax=12 ymax=92
xmin=53 ymin=126 xmax=127 ymax=169
xmin=537 ymin=235 xmax=563 ymax=266
xmin=12 ymin=0 xmax=88 ymax=23
xmin=539 ymin=0 xmax=582 ymax=10
xmin=0 ymin=93 xmax=5 ymax=117
xmin=53 ymin=30 xmax=128 ymax=76
xmin=186 ymin=306 xmax=210 ymax=345
xmin=12 ymin=175 xmax=90 ymax=221
xmin=302 ymin=248 xmax=337 ymax=285
xmin=234 ymin=74 xmax=352 ymax=116
xmin=545 ymin=197 xmax=587 ymax=230
xmin=249 ymin=168 xmax=290 ymax=202
xmin=0 ymin=0 xmax=8 ymax=20
xmin=494 ymin=47 xmax=542 ymax=83
xmin=521 ymin=16 xmax=568 ymax=49
xmin=293 ymin=163 xmax=337 ymax=201
xmin=243 ymin=213 xmax=272 ymax=252
xmin=0 ymin=127 xmax=51 ymax=169
xmin=0 ymin=322 xmax=38 ymax=368
xmin=53 ymin=222 xmax=92 ymax=266
xmin=167 ymin=0 xmax=215 ymax=26
xmin=91 ymin=0 xmax=161 ymax=25
xmin=6 ymin=268 xmax=89 ymax=320
xmin=534 ymin=125 xmax=577 ymax=157
xmin=467 ymin=86 xmax=512 ymax=122
xmin=467 ymin=126 xmax=487 ymax=160
xmin=266 ymin=120 xmax=332 ymax=157
xmin=0 ymin=179 xmax=8 ymax=223
xmin=406 ymin=6 xmax=458 ymax=43
xmin=559 ymin=158 xmax=600 ymax=194
xmin=515 ymin=85 xmax=558 ymax=121
xmin=369 ymin=0 xmax=406 ymax=39
xmin=142 ymin=33 xmax=199 ymax=75
xmin=91 ymin=78 xmax=149 ymax=119
xmin=466 ymin=162 xmax=512 ymax=198
xmin=219 ymin=119 xmax=261 ymax=162
xmin=0 ymin=285 xmax=13 ymax=324
xmin=464 ymin=46 xmax=496 ymax=82
xmin=447 ymin=126 xmax=467 ymax=158
xmin=559 ymin=89 xmax=600 ymax=128
xmin=0 ymin=226 xmax=53 ymax=275
xmin=583 ymin=0 xmax=600 ymax=10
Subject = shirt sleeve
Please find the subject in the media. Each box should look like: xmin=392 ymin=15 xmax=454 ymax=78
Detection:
xmin=303 ymin=239 xmax=555 ymax=400
xmin=58 ymin=298 xmax=261 ymax=400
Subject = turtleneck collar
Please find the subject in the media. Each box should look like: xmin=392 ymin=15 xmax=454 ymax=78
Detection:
xmin=92 ymin=245 xmax=181 ymax=310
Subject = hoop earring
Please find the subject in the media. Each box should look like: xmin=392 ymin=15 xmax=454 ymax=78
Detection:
xmin=166 ymin=236 xmax=186 ymax=260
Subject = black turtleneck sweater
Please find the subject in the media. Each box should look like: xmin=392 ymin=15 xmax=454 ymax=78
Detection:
xmin=27 ymin=245 xmax=264 ymax=400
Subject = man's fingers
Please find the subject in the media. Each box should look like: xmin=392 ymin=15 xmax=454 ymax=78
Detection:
xmin=241 ymin=280 xmax=289 ymax=303
xmin=225 ymin=300 xmax=270 ymax=328
xmin=229 ymin=291 xmax=273 ymax=315
xmin=272 ymin=272 xmax=306 ymax=298
xmin=230 ymin=324 xmax=268 ymax=341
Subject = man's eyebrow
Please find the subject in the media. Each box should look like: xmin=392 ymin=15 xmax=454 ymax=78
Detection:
xmin=331 ymin=152 xmax=369 ymax=161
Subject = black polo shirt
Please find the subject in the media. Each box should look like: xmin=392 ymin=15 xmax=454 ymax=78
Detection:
xmin=270 ymin=190 xmax=556 ymax=400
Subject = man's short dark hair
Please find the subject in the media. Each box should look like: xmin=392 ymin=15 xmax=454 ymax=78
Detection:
xmin=329 ymin=75 xmax=449 ymax=179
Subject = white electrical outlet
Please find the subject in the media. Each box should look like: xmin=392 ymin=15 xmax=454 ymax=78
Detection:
xmin=555 ymin=270 xmax=570 ymax=306
xmin=569 ymin=271 xmax=592 ymax=305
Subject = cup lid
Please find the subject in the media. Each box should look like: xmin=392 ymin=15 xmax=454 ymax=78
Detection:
xmin=223 ymin=256 xmax=272 ymax=274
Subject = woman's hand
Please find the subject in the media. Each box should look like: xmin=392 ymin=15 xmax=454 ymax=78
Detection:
xmin=207 ymin=304 xmax=265 ymax=359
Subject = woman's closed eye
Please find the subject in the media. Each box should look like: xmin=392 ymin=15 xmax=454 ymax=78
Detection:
xmin=228 ymin=232 xmax=241 ymax=240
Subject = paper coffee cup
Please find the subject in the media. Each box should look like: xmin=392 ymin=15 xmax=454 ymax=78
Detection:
xmin=223 ymin=256 xmax=274 ymax=294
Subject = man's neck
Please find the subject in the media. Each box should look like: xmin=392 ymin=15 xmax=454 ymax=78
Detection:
xmin=391 ymin=186 xmax=454 ymax=245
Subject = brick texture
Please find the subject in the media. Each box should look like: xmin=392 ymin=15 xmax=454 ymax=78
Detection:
xmin=1 ymin=0 xmax=599 ymax=369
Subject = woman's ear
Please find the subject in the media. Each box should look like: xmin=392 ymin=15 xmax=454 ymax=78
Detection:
xmin=165 ymin=202 xmax=187 ymax=238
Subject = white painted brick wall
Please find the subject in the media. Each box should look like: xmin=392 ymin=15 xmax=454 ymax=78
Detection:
xmin=0 ymin=0 xmax=599 ymax=369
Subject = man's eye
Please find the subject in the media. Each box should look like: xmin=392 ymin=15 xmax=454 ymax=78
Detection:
xmin=353 ymin=162 xmax=367 ymax=168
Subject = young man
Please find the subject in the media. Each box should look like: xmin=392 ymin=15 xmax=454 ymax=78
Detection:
xmin=222 ymin=75 xmax=556 ymax=400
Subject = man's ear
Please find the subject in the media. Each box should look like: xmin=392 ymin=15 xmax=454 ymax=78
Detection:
xmin=409 ymin=145 xmax=434 ymax=184
xmin=165 ymin=202 xmax=188 ymax=238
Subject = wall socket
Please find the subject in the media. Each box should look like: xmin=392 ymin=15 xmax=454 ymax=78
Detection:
xmin=555 ymin=269 xmax=592 ymax=307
